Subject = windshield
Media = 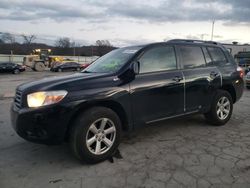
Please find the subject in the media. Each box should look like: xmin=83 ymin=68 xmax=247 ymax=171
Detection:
xmin=83 ymin=47 xmax=141 ymax=73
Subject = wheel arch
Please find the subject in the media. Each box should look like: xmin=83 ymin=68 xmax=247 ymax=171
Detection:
xmin=220 ymin=84 xmax=236 ymax=103
xmin=64 ymin=100 xmax=130 ymax=140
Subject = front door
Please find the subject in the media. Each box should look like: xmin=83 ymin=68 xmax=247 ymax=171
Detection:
xmin=130 ymin=45 xmax=184 ymax=126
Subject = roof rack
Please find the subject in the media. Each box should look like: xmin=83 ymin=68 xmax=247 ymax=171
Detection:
xmin=167 ymin=39 xmax=219 ymax=45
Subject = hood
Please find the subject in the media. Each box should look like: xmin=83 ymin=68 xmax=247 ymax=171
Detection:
xmin=18 ymin=72 xmax=108 ymax=92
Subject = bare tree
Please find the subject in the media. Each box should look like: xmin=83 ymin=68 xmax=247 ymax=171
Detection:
xmin=96 ymin=40 xmax=112 ymax=47
xmin=95 ymin=40 xmax=113 ymax=56
xmin=22 ymin=34 xmax=36 ymax=44
xmin=1 ymin=32 xmax=15 ymax=43
xmin=55 ymin=37 xmax=71 ymax=48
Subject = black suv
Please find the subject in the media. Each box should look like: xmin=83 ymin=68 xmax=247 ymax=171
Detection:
xmin=11 ymin=39 xmax=244 ymax=163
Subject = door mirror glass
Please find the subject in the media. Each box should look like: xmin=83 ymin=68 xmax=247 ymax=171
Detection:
xmin=132 ymin=61 xmax=140 ymax=74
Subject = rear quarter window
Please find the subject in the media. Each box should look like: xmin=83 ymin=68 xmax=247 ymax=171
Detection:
xmin=207 ymin=47 xmax=229 ymax=66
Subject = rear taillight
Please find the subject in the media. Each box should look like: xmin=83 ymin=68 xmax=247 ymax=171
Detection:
xmin=237 ymin=66 xmax=244 ymax=78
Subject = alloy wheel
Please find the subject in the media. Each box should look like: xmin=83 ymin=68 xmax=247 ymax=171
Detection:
xmin=86 ymin=118 xmax=116 ymax=155
xmin=216 ymin=96 xmax=230 ymax=120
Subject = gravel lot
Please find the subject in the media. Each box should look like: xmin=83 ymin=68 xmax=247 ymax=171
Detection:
xmin=0 ymin=71 xmax=250 ymax=188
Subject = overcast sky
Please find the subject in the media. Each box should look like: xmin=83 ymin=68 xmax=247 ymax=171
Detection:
xmin=0 ymin=0 xmax=250 ymax=46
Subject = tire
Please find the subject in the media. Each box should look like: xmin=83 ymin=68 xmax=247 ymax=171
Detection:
xmin=247 ymin=86 xmax=250 ymax=90
xmin=34 ymin=62 xmax=45 ymax=71
xmin=204 ymin=90 xmax=233 ymax=126
xmin=70 ymin=107 xmax=122 ymax=164
xmin=13 ymin=69 xmax=20 ymax=74
xmin=58 ymin=68 xmax=62 ymax=72
xmin=76 ymin=67 xmax=80 ymax=71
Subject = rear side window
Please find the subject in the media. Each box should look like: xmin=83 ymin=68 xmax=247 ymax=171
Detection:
xmin=179 ymin=46 xmax=206 ymax=69
xmin=207 ymin=47 xmax=227 ymax=66
xmin=139 ymin=46 xmax=176 ymax=73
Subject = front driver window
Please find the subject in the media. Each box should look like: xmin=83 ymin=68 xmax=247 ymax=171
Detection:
xmin=139 ymin=46 xmax=177 ymax=73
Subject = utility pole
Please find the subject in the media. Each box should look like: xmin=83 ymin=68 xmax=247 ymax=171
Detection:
xmin=211 ymin=20 xmax=215 ymax=41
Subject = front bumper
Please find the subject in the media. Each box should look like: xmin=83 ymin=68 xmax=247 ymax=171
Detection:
xmin=10 ymin=103 xmax=75 ymax=145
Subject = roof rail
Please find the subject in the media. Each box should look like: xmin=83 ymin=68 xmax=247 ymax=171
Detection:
xmin=167 ymin=39 xmax=219 ymax=45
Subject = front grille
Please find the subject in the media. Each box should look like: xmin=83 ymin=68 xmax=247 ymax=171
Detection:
xmin=14 ymin=90 xmax=22 ymax=109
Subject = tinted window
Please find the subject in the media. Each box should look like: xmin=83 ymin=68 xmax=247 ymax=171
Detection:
xmin=207 ymin=47 xmax=227 ymax=66
xmin=202 ymin=47 xmax=213 ymax=65
xmin=179 ymin=46 xmax=205 ymax=69
xmin=139 ymin=46 xmax=176 ymax=73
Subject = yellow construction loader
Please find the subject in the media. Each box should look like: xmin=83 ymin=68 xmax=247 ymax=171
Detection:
xmin=23 ymin=49 xmax=61 ymax=71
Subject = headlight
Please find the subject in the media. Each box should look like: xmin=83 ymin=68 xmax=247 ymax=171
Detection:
xmin=27 ymin=90 xmax=67 ymax=108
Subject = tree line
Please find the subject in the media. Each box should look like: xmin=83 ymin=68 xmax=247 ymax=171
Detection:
xmin=0 ymin=32 xmax=116 ymax=56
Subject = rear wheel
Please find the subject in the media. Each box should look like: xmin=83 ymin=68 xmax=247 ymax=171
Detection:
xmin=204 ymin=90 xmax=233 ymax=126
xmin=58 ymin=68 xmax=62 ymax=72
xmin=70 ymin=107 xmax=122 ymax=163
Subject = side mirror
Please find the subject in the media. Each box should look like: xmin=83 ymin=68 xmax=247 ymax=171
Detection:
xmin=118 ymin=61 xmax=140 ymax=83
xmin=132 ymin=61 xmax=140 ymax=74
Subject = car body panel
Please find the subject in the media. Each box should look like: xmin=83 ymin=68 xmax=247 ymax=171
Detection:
xmin=181 ymin=67 xmax=221 ymax=112
xmin=130 ymin=70 xmax=184 ymax=126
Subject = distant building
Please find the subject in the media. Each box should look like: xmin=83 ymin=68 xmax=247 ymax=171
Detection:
xmin=222 ymin=43 xmax=250 ymax=57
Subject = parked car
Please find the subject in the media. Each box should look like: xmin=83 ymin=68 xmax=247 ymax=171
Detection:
xmin=11 ymin=39 xmax=244 ymax=163
xmin=0 ymin=62 xmax=25 ymax=74
xmin=235 ymin=51 xmax=250 ymax=74
xmin=246 ymin=71 xmax=250 ymax=89
xmin=50 ymin=62 xmax=85 ymax=72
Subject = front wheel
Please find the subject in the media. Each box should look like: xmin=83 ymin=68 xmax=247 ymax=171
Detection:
xmin=70 ymin=107 xmax=122 ymax=164
xmin=34 ymin=62 xmax=45 ymax=71
xmin=204 ymin=90 xmax=233 ymax=126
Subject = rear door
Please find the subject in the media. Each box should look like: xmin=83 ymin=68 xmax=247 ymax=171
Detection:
xmin=71 ymin=62 xmax=79 ymax=70
xmin=176 ymin=45 xmax=221 ymax=112
xmin=62 ymin=63 xmax=70 ymax=71
xmin=130 ymin=45 xmax=184 ymax=125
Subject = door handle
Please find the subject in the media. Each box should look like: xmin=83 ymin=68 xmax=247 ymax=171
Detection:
xmin=172 ymin=76 xmax=183 ymax=82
